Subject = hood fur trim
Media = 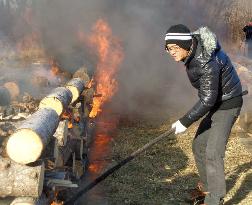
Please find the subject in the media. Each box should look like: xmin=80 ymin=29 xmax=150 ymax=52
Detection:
xmin=192 ymin=27 xmax=217 ymax=58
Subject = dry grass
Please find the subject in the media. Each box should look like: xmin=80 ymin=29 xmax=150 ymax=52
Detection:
xmin=102 ymin=116 xmax=252 ymax=205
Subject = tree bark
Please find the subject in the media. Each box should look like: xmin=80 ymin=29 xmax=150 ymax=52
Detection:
xmin=66 ymin=78 xmax=88 ymax=104
xmin=6 ymin=108 xmax=59 ymax=164
xmin=39 ymin=87 xmax=73 ymax=115
xmin=0 ymin=157 xmax=44 ymax=198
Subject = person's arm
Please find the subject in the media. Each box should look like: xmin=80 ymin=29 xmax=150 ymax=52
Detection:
xmin=179 ymin=60 xmax=220 ymax=128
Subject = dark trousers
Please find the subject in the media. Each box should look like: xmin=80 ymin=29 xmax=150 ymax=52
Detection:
xmin=192 ymin=107 xmax=241 ymax=204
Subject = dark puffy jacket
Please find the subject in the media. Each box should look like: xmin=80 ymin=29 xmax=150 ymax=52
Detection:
xmin=180 ymin=27 xmax=243 ymax=128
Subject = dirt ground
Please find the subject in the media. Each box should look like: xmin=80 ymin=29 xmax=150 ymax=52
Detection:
xmin=99 ymin=115 xmax=252 ymax=205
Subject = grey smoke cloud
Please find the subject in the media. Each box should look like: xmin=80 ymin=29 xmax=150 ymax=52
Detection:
xmin=0 ymin=0 xmax=232 ymax=117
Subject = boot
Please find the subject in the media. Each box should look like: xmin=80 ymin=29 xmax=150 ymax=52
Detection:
xmin=184 ymin=182 xmax=208 ymax=204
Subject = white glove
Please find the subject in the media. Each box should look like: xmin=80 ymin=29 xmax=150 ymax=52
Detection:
xmin=172 ymin=120 xmax=187 ymax=134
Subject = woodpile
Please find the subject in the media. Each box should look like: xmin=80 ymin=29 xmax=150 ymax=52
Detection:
xmin=0 ymin=66 xmax=95 ymax=204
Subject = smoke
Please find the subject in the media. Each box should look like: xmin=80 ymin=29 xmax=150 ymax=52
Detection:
xmin=0 ymin=0 xmax=237 ymax=118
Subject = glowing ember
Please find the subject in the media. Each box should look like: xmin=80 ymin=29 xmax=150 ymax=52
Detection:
xmin=88 ymin=19 xmax=124 ymax=118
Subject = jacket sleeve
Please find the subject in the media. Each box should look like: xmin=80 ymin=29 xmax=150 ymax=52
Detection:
xmin=180 ymin=60 xmax=220 ymax=127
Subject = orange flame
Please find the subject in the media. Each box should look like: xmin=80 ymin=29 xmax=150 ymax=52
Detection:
xmin=61 ymin=111 xmax=73 ymax=129
xmin=50 ymin=59 xmax=60 ymax=76
xmin=88 ymin=134 xmax=112 ymax=174
xmin=88 ymin=19 xmax=124 ymax=118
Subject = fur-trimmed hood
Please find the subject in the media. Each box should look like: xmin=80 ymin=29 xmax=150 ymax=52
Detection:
xmin=191 ymin=27 xmax=220 ymax=64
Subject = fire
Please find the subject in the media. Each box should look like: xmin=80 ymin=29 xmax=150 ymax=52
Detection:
xmin=88 ymin=133 xmax=112 ymax=174
xmin=61 ymin=110 xmax=73 ymax=129
xmin=88 ymin=19 xmax=124 ymax=118
xmin=50 ymin=59 xmax=60 ymax=76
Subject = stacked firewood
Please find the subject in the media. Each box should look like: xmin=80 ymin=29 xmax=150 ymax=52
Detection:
xmin=0 ymin=67 xmax=95 ymax=204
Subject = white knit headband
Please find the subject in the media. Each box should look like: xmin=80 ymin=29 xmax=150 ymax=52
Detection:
xmin=165 ymin=33 xmax=192 ymax=41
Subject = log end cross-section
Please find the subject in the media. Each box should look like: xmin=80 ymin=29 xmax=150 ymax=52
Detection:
xmin=6 ymin=108 xmax=59 ymax=164
xmin=39 ymin=87 xmax=73 ymax=116
xmin=66 ymin=78 xmax=89 ymax=104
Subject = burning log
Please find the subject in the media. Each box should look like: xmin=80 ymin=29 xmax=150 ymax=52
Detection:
xmin=0 ymin=157 xmax=44 ymax=197
xmin=39 ymin=87 xmax=73 ymax=116
xmin=66 ymin=78 xmax=89 ymax=104
xmin=6 ymin=108 xmax=59 ymax=164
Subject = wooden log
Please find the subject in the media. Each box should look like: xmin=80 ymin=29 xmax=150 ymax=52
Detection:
xmin=66 ymin=78 xmax=88 ymax=104
xmin=54 ymin=120 xmax=68 ymax=146
xmin=0 ymin=86 xmax=11 ymax=106
xmin=39 ymin=87 xmax=73 ymax=116
xmin=10 ymin=195 xmax=48 ymax=205
xmin=6 ymin=108 xmax=59 ymax=164
xmin=0 ymin=157 xmax=44 ymax=198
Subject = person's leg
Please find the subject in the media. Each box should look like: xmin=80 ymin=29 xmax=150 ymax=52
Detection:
xmin=204 ymin=107 xmax=241 ymax=204
xmin=192 ymin=113 xmax=212 ymax=191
